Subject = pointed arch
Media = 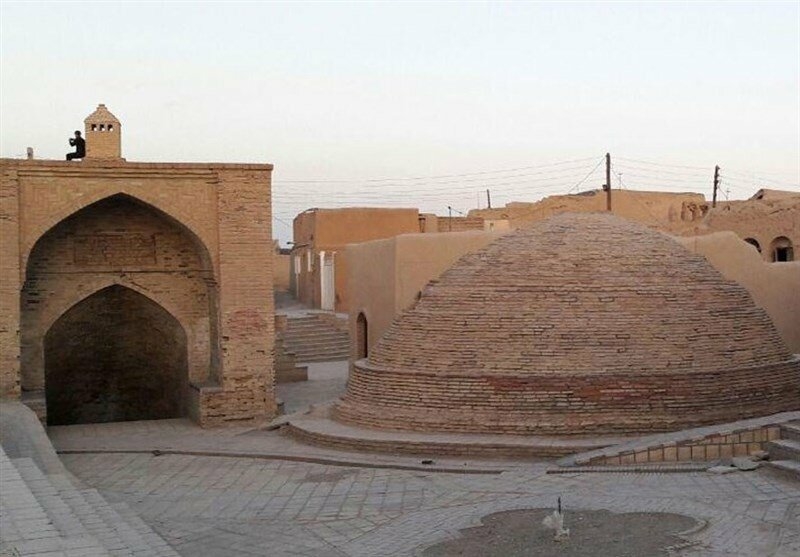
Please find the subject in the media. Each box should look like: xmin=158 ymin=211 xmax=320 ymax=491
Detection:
xmin=44 ymin=285 xmax=189 ymax=425
xmin=356 ymin=311 xmax=369 ymax=360
xmin=20 ymin=193 xmax=220 ymax=402
xmin=24 ymin=192 xmax=215 ymax=276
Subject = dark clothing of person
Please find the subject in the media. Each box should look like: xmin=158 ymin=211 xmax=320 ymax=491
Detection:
xmin=66 ymin=136 xmax=85 ymax=160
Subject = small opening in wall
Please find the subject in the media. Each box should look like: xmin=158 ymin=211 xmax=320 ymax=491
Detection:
xmin=356 ymin=312 xmax=368 ymax=359
xmin=770 ymin=236 xmax=794 ymax=262
xmin=775 ymin=247 xmax=793 ymax=262
xmin=108 ymin=124 xmax=114 ymax=132
xmin=99 ymin=124 xmax=105 ymax=131
xmin=91 ymin=124 xmax=97 ymax=131
xmin=744 ymin=238 xmax=761 ymax=253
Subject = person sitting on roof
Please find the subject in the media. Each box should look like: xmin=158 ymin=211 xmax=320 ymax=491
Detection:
xmin=66 ymin=130 xmax=85 ymax=161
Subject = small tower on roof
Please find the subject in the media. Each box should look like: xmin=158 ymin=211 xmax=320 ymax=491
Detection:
xmin=84 ymin=104 xmax=122 ymax=160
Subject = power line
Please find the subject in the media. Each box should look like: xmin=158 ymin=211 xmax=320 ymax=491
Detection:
xmin=614 ymin=156 xmax=708 ymax=171
xmin=566 ymin=157 xmax=605 ymax=193
xmin=272 ymin=156 xmax=598 ymax=184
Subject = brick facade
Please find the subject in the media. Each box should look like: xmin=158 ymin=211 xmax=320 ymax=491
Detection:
xmin=335 ymin=213 xmax=800 ymax=435
xmin=0 ymin=157 xmax=276 ymax=427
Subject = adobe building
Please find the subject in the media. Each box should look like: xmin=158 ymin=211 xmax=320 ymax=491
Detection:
xmin=291 ymin=207 xmax=511 ymax=313
xmin=336 ymin=213 xmax=800 ymax=435
xmin=697 ymin=189 xmax=798 ymax=263
xmin=469 ymin=188 xmax=798 ymax=263
xmin=291 ymin=207 xmax=420 ymax=311
xmin=469 ymin=189 xmax=707 ymax=230
xmin=0 ymin=104 xmax=276 ymax=427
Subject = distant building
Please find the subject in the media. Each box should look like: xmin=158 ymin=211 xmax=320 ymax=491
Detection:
xmin=291 ymin=207 xmax=421 ymax=311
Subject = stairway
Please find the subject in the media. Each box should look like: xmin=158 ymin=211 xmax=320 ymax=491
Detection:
xmin=279 ymin=314 xmax=350 ymax=362
xmin=275 ymin=335 xmax=309 ymax=383
xmin=0 ymin=446 xmax=178 ymax=556
xmin=766 ymin=421 xmax=800 ymax=480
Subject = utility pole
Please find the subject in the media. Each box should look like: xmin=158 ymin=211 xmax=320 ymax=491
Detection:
xmin=447 ymin=205 xmax=452 ymax=231
xmin=603 ymin=152 xmax=612 ymax=211
xmin=486 ymin=189 xmax=492 ymax=209
xmin=712 ymin=165 xmax=720 ymax=208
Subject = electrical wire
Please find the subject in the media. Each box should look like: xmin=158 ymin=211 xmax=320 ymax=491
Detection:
xmin=273 ymin=157 xmax=598 ymax=184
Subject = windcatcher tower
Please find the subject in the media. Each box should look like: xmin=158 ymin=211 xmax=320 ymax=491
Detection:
xmin=84 ymin=104 xmax=122 ymax=160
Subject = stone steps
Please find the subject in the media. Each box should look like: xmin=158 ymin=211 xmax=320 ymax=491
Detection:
xmin=284 ymin=333 xmax=348 ymax=344
xmin=16 ymin=460 xmax=135 ymax=556
xmin=778 ymin=421 xmax=800 ymax=441
xmin=280 ymin=313 xmax=350 ymax=362
xmin=766 ymin=459 xmax=800 ymax=481
xmin=11 ymin=458 xmax=107 ymax=553
xmin=765 ymin=422 xmax=800 ymax=481
xmin=0 ymin=449 xmax=108 ymax=556
xmin=6 ymin=451 xmax=178 ymax=556
xmin=286 ymin=337 xmax=349 ymax=349
xmin=767 ymin=439 xmax=800 ymax=461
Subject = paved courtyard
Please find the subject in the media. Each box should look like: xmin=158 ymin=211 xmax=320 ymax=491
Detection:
xmin=40 ymin=361 xmax=800 ymax=556
xmin=59 ymin=450 xmax=799 ymax=556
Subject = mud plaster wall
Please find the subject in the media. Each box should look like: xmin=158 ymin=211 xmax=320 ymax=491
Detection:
xmin=678 ymin=232 xmax=800 ymax=352
xmin=293 ymin=208 xmax=420 ymax=312
xmin=345 ymin=230 xmax=506 ymax=358
xmin=274 ymin=253 xmax=291 ymax=291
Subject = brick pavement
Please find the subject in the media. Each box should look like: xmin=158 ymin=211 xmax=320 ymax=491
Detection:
xmin=43 ymin=360 xmax=800 ymax=555
xmin=59 ymin=450 xmax=800 ymax=556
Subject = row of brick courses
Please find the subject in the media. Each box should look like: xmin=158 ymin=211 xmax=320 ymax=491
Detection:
xmin=337 ymin=213 xmax=800 ymax=435
xmin=585 ymin=425 xmax=783 ymax=465
xmin=336 ymin=358 xmax=800 ymax=435
xmin=284 ymin=423 xmax=581 ymax=458
xmin=211 ymin=169 xmax=276 ymax=424
xmin=0 ymin=167 xmax=22 ymax=398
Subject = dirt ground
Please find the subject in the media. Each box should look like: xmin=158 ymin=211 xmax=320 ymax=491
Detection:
xmin=421 ymin=508 xmax=699 ymax=557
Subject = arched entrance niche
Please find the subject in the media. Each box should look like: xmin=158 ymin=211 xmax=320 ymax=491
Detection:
xmin=45 ymin=286 xmax=188 ymax=425
xmin=356 ymin=312 xmax=368 ymax=359
xmin=770 ymin=236 xmax=794 ymax=262
xmin=21 ymin=193 xmax=220 ymax=423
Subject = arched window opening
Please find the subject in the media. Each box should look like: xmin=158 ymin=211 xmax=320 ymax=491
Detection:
xmin=356 ymin=312 xmax=368 ymax=360
xmin=744 ymin=238 xmax=761 ymax=253
xmin=771 ymin=236 xmax=794 ymax=262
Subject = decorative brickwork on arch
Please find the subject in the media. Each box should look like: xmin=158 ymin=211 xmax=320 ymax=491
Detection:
xmin=335 ymin=213 xmax=800 ymax=435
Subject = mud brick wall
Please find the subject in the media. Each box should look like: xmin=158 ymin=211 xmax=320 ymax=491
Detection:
xmin=336 ymin=213 xmax=800 ymax=435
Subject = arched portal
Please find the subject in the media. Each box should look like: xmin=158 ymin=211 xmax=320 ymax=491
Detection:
xmin=45 ymin=285 xmax=188 ymax=425
xmin=770 ymin=236 xmax=794 ymax=262
xmin=356 ymin=312 xmax=368 ymax=359
xmin=22 ymin=193 xmax=218 ymax=422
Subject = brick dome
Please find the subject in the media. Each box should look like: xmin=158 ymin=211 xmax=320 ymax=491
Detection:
xmin=336 ymin=213 xmax=800 ymax=435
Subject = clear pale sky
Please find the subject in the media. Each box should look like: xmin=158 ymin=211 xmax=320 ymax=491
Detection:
xmin=1 ymin=1 xmax=798 ymax=244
